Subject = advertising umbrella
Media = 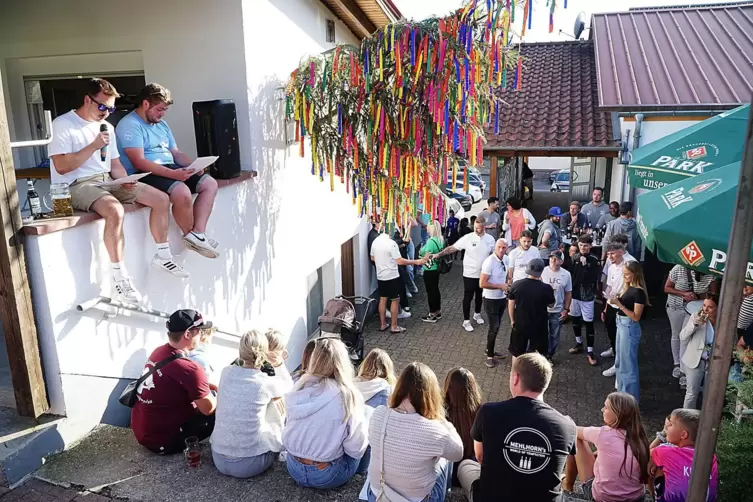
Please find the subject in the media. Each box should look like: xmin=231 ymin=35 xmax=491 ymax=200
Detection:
xmin=635 ymin=161 xmax=753 ymax=285
xmin=628 ymin=104 xmax=749 ymax=190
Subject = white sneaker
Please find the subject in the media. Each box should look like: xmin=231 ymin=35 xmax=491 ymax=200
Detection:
xmin=473 ymin=313 xmax=485 ymax=325
xmin=183 ymin=232 xmax=219 ymax=259
xmin=600 ymin=348 xmax=614 ymax=358
xmin=113 ymin=277 xmax=142 ymax=304
xmin=406 ymin=290 xmax=413 ymax=298
xmin=602 ymin=365 xmax=616 ymax=377
xmin=672 ymin=366 xmax=682 ymax=379
xmin=386 ymin=309 xmax=411 ymax=319
xmin=462 ymin=320 xmax=474 ymax=332
xmin=152 ymin=255 xmax=190 ymax=278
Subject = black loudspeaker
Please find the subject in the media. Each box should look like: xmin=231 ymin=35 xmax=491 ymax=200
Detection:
xmin=192 ymin=99 xmax=241 ymax=179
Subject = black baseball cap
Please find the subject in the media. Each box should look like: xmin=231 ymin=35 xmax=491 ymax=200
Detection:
xmin=166 ymin=309 xmax=212 ymax=332
xmin=525 ymin=258 xmax=546 ymax=277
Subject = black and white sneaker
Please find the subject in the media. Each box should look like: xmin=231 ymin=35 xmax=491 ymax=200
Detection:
xmin=184 ymin=232 xmax=219 ymax=259
xmin=422 ymin=314 xmax=438 ymax=323
xmin=113 ymin=277 xmax=142 ymax=304
xmin=152 ymin=255 xmax=190 ymax=278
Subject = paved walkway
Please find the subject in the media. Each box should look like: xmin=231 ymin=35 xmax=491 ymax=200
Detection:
xmin=0 ymin=478 xmax=112 ymax=501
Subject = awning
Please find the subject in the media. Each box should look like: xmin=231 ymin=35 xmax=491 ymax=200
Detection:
xmin=627 ymin=105 xmax=749 ymax=190
xmin=636 ymin=161 xmax=752 ymax=285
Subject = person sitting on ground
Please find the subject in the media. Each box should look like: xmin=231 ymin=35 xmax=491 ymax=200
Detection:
xmin=355 ymin=348 xmax=396 ymax=411
xmin=291 ymin=339 xmax=316 ymax=383
xmin=371 ymin=223 xmax=427 ymax=334
xmin=48 ymin=78 xmax=187 ymax=304
xmin=537 ymin=207 xmax=563 ymax=260
xmin=116 ymin=83 xmax=220 ymax=259
xmin=187 ymin=327 xmax=216 ymax=383
xmin=444 ymin=368 xmax=482 ymax=487
xmin=458 ymin=353 xmax=576 ymax=502
xmin=210 ymin=330 xmax=285 ymax=478
xmin=367 ymin=362 xmax=463 ymax=502
xmin=679 ymin=294 xmax=719 ymax=409
xmin=562 ymin=392 xmax=650 ymax=501
xmin=650 ymin=415 xmax=672 ymax=449
xmin=508 ymin=258 xmax=556 ymax=359
xmin=283 ymin=338 xmax=368 ymax=489
xmin=650 ymin=408 xmax=718 ymax=502
xmin=265 ymin=329 xmax=294 ymax=391
xmin=502 ymin=196 xmax=535 ymax=249
xmin=131 ymin=309 xmax=216 ymax=454
xmin=429 ymin=216 xmax=495 ymax=333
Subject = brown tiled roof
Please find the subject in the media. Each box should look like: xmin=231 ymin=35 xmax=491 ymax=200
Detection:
xmin=485 ymin=41 xmax=619 ymax=154
xmin=591 ymin=3 xmax=753 ymax=111
xmin=321 ymin=0 xmax=402 ymax=40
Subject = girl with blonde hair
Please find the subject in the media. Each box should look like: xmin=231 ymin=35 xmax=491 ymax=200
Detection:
xmin=283 ymin=338 xmax=368 ymax=489
xmin=210 ymin=330 xmax=285 ymax=478
xmin=265 ymin=329 xmax=294 ymax=391
xmin=611 ymin=261 xmax=649 ymax=402
xmin=367 ymin=362 xmax=463 ymax=502
xmin=563 ymin=392 xmax=650 ymax=501
xmin=356 ymin=348 xmax=397 ymax=408
xmin=420 ymin=220 xmax=446 ymax=323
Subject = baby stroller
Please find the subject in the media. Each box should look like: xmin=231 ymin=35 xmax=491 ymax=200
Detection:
xmin=318 ymin=296 xmax=375 ymax=366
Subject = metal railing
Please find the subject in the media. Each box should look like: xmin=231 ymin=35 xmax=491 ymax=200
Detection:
xmin=76 ymin=296 xmax=242 ymax=342
xmin=9 ymin=111 xmax=53 ymax=149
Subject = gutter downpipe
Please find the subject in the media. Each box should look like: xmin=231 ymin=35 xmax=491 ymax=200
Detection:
xmin=629 ymin=113 xmax=644 ymax=203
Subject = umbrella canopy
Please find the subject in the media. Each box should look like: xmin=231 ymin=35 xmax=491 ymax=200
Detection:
xmin=635 ymin=162 xmax=753 ymax=285
xmin=628 ymin=104 xmax=749 ymax=190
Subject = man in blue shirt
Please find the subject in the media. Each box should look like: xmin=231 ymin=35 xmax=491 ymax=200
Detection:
xmin=116 ymin=84 xmax=219 ymax=258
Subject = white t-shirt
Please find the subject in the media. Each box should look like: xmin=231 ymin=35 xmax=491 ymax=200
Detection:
xmin=481 ymin=253 xmax=510 ymax=299
xmin=48 ymin=110 xmax=119 ymax=185
xmin=453 ymin=232 xmax=495 ymax=278
xmin=370 ymin=233 xmax=401 ymax=281
xmin=541 ymin=266 xmax=573 ymax=313
xmin=605 ymin=256 xmax=637 ymax=308
xmin=508 ymin=246 xmax=541 ymax=283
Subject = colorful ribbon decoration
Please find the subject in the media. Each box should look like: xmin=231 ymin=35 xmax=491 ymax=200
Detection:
xmin=284 ymin=0 xmax=564 ymax=227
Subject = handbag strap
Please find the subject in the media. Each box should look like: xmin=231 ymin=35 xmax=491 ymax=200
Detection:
xmin=133 ymin=352 xmax=184 ymax=389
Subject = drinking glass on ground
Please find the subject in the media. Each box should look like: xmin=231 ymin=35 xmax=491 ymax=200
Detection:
xmin=184 ymin=436 xmax=201 ymax=468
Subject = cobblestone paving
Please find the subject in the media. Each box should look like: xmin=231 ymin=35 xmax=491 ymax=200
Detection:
xmin=0 ymin=478 xmax=112 ymax=501
xmin=363 ymin=264 xmax=685 ymax=432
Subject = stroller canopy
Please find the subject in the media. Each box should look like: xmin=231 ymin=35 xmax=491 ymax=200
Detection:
xmin=318 ymin=298 xmax=356 ymax=334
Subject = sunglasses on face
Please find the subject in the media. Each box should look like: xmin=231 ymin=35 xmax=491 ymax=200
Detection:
xmin=88 ymin=95 xmax=116 ymax=114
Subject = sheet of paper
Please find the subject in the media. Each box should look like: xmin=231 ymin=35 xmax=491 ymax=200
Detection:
xmin=95 ymin=172 xmax=150 ymax=187
xmin=186 ymin=156 xmax=219 ymax=175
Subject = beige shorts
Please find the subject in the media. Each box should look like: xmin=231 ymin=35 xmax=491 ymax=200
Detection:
xmin=70 ymin=173 xmax=143 ymax=211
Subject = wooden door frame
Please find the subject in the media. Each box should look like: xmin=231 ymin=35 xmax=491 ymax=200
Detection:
xmin=340 ymin=237 xmax=355 ymax=297
xmin=0 ymin=69 xmax=49 ymax=417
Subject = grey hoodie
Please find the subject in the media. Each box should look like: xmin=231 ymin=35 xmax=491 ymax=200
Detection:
xmin=282 ymin=377 xmax=368 ymax=462
xmin=604 ymin=217 xmax=642 ymax=256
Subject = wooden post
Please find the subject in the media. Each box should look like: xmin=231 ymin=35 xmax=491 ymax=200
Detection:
xmin=0 ymin=70 xmax=49 ymax=417
xmin=489 ymin=155 xmax=498 ymax=198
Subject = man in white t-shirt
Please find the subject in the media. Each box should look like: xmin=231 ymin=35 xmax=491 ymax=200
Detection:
xmin=430 ymin=216 xmax=495 ymax=332
xmin=507 ymin=230 xmax=540 ymax=284
xmin=541 ymin=250 xmax=572 ymax=360
xmin=370 ymin=232 xmax=426 ymax=334
xmin=48 ymin=78 xmax=188 ymax=304
xmin=600 ymin=242 xmax=637 ymax=377
xmin=480 ymin=238 xmax=510 ymax=368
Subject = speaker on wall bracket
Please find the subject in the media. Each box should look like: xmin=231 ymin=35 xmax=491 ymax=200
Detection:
xmin=192 ymin=99 xmax=241 ymax=180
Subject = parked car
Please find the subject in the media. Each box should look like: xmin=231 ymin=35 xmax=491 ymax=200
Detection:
xmin=450 ymin=181 xmax=483 ymax=203
xmin=446 ymin=188 xmax=473 ymax=211
xmin=550 ymin=170 xmax=577 ymax=192
xmin=549 ymin=170 xmax=558 ymax=183
xmin=443 ymin=194 xmax=466 ymax=219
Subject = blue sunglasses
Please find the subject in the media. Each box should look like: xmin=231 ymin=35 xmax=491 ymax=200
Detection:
xmin=88 ymin=95 xmax=116 ymax=114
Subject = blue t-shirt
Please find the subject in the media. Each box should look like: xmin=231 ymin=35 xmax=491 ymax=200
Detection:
xmin=115 ymin=111 xmax=177 ymax=174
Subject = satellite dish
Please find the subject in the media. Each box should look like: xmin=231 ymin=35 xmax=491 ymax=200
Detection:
xmin=574 ymin=12 xmax=587 ymax=39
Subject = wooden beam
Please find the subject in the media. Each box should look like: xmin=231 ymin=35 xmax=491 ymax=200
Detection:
xmin=489 ymin=155 xmax=498 ymax=198
xmin=327 ymin=0 xmax=377 ymax=38
xmin=0 ymin=69 xmax=49 ymax=417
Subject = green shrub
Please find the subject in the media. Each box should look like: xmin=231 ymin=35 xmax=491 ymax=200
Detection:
xmin=716 ymin=419 xmax=753 ymax=501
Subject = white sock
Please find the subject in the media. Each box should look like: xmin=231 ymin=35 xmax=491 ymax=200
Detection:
xmin=156 ymin=242 xmax=172 ymax=261
xmin=111 ymin=262 xmax=126 ymax=281
xmin=575 ymin=336 xmax=583 ymax=344
xmin=587 ymin=347 xmax=594 ymax=353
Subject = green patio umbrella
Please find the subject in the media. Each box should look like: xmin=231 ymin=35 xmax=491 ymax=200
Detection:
xmin=635 ymin=161 xmax=753 ymax=285
xmin=628 ymin=104 xmax=749 ymax=190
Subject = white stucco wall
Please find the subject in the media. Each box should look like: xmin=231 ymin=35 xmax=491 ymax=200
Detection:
xmin=610 ymin=117 xmax=707 ymax=204
xmin=2 ymin=0 xmax=376 ymax=428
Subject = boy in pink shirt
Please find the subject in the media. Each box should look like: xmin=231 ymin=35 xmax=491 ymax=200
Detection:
xmin=650 ymin=408 xmax=718 ymax=502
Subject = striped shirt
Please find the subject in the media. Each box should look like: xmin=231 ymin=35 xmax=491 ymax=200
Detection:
xmin=665 ymin=265 xmax=715 ymax=311
xmin=738 ymin=295 xmax=753 ymax=330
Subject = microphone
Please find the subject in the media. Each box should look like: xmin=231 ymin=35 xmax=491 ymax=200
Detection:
xmin=100 ymin=124 xmax=108 ymax=162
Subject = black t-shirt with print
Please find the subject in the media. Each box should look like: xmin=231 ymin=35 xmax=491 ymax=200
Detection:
xmin=471 ymin=397 xmax=577 ymax=502
xmin=617 ymin=287 xmax=647 ymax=316
xmin=508 ymin=278 xmax=556 ymax=332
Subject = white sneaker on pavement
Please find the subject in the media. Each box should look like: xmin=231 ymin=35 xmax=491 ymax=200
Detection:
xmin=600 ymin=348 xmax=614 ymax=358
xmin=602 ymin=365 xmax=616 ymax=377
xmin=151 ymin=255 xmax=190 ymax=278
xmin=473 ymin=313 xmax=485 ymax=325
xmin=183 ymin=232 xmax=219 ymax=259
xmin=462 ymin=320 xmax=474 ymax=332
xmin=406 ymin=291 xmax=413 ymax=298
xmin=113 ymin=277 xmax=142 ymax=304
xmin=386 ymin=309 xmax=411 ymax=319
